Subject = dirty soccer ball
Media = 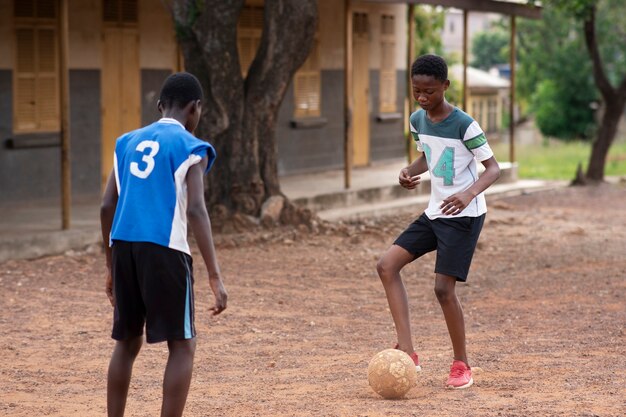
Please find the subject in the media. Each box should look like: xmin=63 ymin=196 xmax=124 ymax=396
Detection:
xmin=367 ymin=349 xmax=418 ymax=399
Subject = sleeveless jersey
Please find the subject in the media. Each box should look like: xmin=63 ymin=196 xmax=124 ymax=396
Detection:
xmin=409 ymin=108 xmax=494 ymax=220
xmin=110 ymin=118 xmax=216 ymax=255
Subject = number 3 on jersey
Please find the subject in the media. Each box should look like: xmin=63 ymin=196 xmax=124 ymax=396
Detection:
xmin=423 ymin=144 xmax=455 ymax=186
xmin=130 ymin=140 xmax=160 ymax=179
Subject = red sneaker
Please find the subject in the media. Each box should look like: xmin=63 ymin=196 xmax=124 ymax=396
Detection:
xmin=394 ymin=344 xmax=421 ymax=372
xmin=446 ymin=360 xmax=473 ymax=389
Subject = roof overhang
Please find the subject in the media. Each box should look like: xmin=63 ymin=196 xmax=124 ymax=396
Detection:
xmin=359 ymin=0 xmax=542 ymax=19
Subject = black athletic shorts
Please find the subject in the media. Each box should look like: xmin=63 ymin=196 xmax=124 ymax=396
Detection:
xmin=393 ymin=213 xmax=485 ymax=282
xmin=111 ymin=241 xmax=196 ymax=343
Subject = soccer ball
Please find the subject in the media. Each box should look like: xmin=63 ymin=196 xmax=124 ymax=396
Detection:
xmin=367 ymin=349 xmax=418 ymax=399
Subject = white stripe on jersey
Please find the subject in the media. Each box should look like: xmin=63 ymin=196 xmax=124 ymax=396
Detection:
xmin=169 ymin=154 xmax=203 ymax=254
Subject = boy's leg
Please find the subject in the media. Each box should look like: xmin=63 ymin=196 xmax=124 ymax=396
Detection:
xmin=376 ymin=245 xmax=417 ymax=354
xmin=107 ymin=336 xmax=143 ymax=417
xmin=434 ymin=273 xmax=467 ymax=365
xmin=160 ymin=338 xmax=197 ymax=417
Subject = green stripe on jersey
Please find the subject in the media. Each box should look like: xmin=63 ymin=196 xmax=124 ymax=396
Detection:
xmin=465 ymin=133 xmax=487 ymax=150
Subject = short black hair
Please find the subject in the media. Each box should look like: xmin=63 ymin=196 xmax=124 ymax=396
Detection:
xmin=158 ymin=72 xmax=204 ymax=109
xmin=411 ymin=54 xmax=448 ymax=82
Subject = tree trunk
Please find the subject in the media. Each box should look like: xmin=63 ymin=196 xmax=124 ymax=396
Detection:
xmin=586 ymin=99 xmax=624 ymax=181
xmin=582 ymin=5 xmax=626 ymax=183
xmin=170 ymin=0 xmax=317 ymax=226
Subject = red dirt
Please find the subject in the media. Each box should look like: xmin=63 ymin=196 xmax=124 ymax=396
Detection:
xmin=1 ymin=183 xmax=625 ymax=417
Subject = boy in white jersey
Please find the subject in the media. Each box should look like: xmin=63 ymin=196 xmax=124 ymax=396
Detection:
xmin=376 ymin=55 xmax=500 ymax=389
xmin=100 ymin=72 xmax=227 ymax=416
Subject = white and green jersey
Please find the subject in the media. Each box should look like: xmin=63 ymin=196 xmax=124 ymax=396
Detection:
xmin=409 ymin=107 xmax=494 ymax=220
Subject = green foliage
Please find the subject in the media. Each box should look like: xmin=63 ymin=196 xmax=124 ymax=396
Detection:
xmin=516 ymin=4 xmax=597 ymax=140
xmin=595 ymin=0 xmax=626 ymax=87
xmin=413 ymin=5 xmax=445 ymax=57
xmin=410 ymin=5 xmax=460 ymax=104
xmin=445 ymin=76 xmax=463 ymax=107
xmin=471 ymin=29 xmax=509 ymax=70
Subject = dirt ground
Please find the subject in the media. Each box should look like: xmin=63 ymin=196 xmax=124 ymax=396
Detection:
xmin=1 ymin=183 xmax=625 ymax=417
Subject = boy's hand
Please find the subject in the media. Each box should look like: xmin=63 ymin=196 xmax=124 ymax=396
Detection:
xmin=440 ymin=191 xmax=474 ymax=215
xmin=399 ymin=168 xmax=420 ymax=190
xmin=209 ymin=275 xmax=228 ymax=316
xmin=105 ymin=270 xmax=115 ymax=307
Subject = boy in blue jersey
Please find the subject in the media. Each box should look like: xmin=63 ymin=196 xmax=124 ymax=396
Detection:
xmin=376 ymin=55 xmax=500 ymax=389
xmin=100 ymin=72 xmax=227 ymax=417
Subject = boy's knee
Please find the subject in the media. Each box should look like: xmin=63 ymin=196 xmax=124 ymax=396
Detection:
xmin=117 ymin=336 xmax=143 ymax=358
xmin=376 ymin=257 xmax=394 ymax=279
xmin=434 ymin=282 xmax=455 ymax=303
xmin=168 ymin=338 xmax=196 ymax=356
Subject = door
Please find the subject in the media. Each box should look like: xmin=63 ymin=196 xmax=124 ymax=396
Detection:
xmin=101 ymin=27 xmax=140 ymax=188
xmin=352 ymin=12 xmax=370 ymax=167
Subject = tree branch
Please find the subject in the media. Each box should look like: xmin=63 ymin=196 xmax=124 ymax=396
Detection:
xmin=583 ymin=5 xmax=615 ymax=101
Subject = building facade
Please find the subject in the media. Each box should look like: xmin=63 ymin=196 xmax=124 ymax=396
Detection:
xmin=0 ymin=0 xmax=408 ymax=203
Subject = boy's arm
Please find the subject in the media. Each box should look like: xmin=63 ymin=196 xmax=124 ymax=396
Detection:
xmin=100 ymin=170 xmax=118 ymax=306
xmin=440 ymin=156 xmax=501 ymax=215
xmin=186 ymin=156 xmax=227 ymax=316
xmin=399 ymin=154 xmax=428 ymax=190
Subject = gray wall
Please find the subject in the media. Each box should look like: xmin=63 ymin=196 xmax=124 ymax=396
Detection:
xmin=0 ymin=70 xmax=101 ymax=202
xmin=70 ymin=70 xmax=101 ymax=196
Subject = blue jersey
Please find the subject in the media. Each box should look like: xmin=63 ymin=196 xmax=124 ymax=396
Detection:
xmin=110 ymin=118 xmax=216 ymax=255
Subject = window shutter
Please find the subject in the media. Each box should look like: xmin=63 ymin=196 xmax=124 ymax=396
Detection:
xmin=103 ymin=0 xmax=119 ymax=22
xmin=14 ymin=0 xmax=35 ymax=18
xmin=13 ymin=0 xmax=59 ymax=132
xmin=103 ymin=0 xmax=138 ymax=25
xmin=294 ymin=39 xmax=321 ymax=118
xmin=379 ymin=15 xmax=396 ymax=112
xmin=35 ymin=0 xmax=56 ymax=18
xmin=121 ymin=0 xmax=138 ymax=23
xmin=15 ymin=78 xmax=37 ymax=131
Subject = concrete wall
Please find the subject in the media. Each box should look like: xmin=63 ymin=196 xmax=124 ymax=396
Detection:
xmin=276 ymin=69 xmax=345 ymax=175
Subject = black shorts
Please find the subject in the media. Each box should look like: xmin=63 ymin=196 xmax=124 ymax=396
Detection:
xmin=111 ymin=241 xmax=196 ymax=343
xmin=394 ymin=213 xmax=485 ymax=282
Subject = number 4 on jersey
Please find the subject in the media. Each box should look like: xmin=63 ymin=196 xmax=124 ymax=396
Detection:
xmin=423 ymin=144 xmax=455 ymax=186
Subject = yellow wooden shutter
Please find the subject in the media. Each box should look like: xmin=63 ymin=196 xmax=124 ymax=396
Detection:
xmin=294 ymin=38 xmax=321 ymax=118
xmin=103 ymin=0 xmax=138 ymax=25
xmin=37 ymin=28 xmax=59 ymax=129
xmin=380 ymin=15 xmax=396 ymax=113
xmin=13 ymin=0 xmax=59 ymax=132
xmin=35 ymin=0 xmax=56 ymax=18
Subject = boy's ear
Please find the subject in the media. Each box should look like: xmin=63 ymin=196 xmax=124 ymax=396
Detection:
xmin=443 ymin=79 xmax=450 ymax=90
xmin=157 ymin=100 xmax=163 ymax=113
